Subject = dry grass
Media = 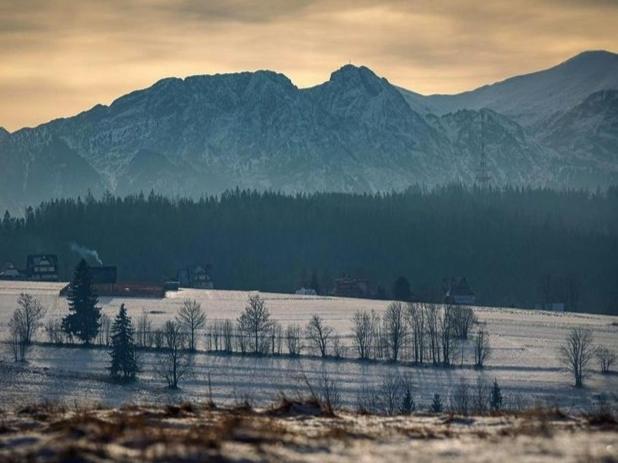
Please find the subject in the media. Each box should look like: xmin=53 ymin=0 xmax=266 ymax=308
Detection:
xmin=0 ymin=402 xmax=616 ymax=462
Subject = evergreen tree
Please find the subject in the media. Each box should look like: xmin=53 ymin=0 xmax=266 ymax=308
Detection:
xmin=62 ymin=259 xmax=101 ymax=344
xmin=401 ymin=387 xmax=415 ymax=415
xmin=392 ymin=276 xmax=411 ymax=301
xmin=109 ymin=304 xmax=138 ymax=381
xmin=430 ymin=393 xmax=443 ymax=413
xmin=490 ymin=378 xmax=503 ymax=411
xmin=309 ymin=271 xmax=320 ymax=295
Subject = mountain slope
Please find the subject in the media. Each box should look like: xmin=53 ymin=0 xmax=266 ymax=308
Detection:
xmin=537 ymin=89 xmax=618 ymax=186
xmin=0 ymin=54 xmax=617 ymax=213
xmin=428 ymin=109 xmax=555 ymax=185
xmin=400 ymin=50 xmax=618 ymax=127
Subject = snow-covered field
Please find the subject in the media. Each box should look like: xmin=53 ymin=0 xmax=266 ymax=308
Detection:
xmin=0 ymin=281 xmax=617 ymax=410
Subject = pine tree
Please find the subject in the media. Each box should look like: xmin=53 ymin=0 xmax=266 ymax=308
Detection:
xmin=110 ymin=304 xmax=138 ymax=381
xmin=62 ymin=259 xmax=101 ymax=344
xmin=490 ymin=378 xmax=503 ymax=411
xmin=309 ymin=271 xmax=320 ymax=295
xmin=400 ymin=387 xmax=415 ymax=415
xmin=430 ymin=393 xmax=443 ymax=413
xmin=392 ymin=276 xmax=411 ymax=301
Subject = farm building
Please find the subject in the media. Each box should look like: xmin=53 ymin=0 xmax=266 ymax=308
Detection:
xmin=177 ymin=265 xmax=214 ymax=289
xmin=333 ymin=277 xmax=369 ymax=298
xmin=0 ymin=262 xmax=21 ymax=280
xmin=295 ymin=287 xmax=317 ymax=296
xmin=26 ymin=254 xmax=59 ymax=281
xmin=444 ymin=277 xmax=476 ymax=305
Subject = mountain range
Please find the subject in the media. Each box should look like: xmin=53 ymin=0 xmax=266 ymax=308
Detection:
xmin=1 ymin=50 xmax=617 ymax=213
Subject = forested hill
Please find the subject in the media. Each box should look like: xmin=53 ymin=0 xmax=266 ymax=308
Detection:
xmin=1 ymin=186 xmax=616 ymax=314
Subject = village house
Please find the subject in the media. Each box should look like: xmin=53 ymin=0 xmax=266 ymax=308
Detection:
xmin=0 ymin=262 xmax=21 ymax=280
xmin=333 ymin=277 xmax=370 ymax=298
xmin=444 ymin=277 xmax=476 ymax=305
xmin=177 ymin=265 xmax=214 ymax=289
xmin=26 ymin=254 xmax=59 ymax=281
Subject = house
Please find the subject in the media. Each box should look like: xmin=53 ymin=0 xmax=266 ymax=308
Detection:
xmin=444 ymin=277 xmax=476 ymax=305
xmin=536 ymin=302 xmax=565 ymax=312
xmin=295 ymin=287 xmax=317 ymax=296
xmin=333 ymin=277 xmax=369 ymax=298
xmin=89 ymin=266 xmax=118 ymax=292
xmin=26 ymin=254 xmax=59 ymax=281
xmin=177 ymin=265 xmax=214 ymax=289
xmin=0 ymin=262 xmax=21 ymax=280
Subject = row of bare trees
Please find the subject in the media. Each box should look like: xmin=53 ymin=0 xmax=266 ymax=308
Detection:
xmin=352 ymin=303 xmax=487 ymax=367
xmin=5 ymin=294 xmax=616 ymax=391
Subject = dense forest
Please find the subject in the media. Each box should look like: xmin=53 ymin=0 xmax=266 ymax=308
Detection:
xmin=1 ymin=185 xmax=616 ymax=314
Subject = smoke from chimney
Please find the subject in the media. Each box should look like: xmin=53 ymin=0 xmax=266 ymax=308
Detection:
xmin=70 ymin=242 xmax=103 ymax=265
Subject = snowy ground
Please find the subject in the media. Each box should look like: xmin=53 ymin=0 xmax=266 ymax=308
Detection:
xmin=0 ymin=281 xmax=617 ymax=411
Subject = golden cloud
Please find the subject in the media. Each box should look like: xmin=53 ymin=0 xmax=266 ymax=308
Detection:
xmin=0 ymin=0 xmax=616 ymax=130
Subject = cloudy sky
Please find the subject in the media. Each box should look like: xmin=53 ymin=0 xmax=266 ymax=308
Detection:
xmin=1 ymin=0 xmax=617 ymax=131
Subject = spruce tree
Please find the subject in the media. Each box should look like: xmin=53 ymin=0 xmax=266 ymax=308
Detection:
xmin=309 ymin=271 xmax=320 ymax=295
xmin=62 ymin=259 xmax=101 ymax=344
xmin=430 ymin=393 xmax=443 ymax=413
xmin=392 ymin=276 xmax=411 ymax=301
xmin=110 ymin=304 xmax=138 ymax=381
xmin=400 ymin=388 xmax=415 ymax=415
xmin=490 ymin=378 xmax=503 ymax=411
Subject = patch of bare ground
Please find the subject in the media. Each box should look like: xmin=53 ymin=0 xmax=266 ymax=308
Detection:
xmin=0 ymin=403 xmax=616 ymax=462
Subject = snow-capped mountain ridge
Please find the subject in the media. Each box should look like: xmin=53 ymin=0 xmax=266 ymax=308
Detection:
xmin=0 ymin=52 xmax=617 ymax=213
xmin=400 ymin=50 xmax=618 ymax=126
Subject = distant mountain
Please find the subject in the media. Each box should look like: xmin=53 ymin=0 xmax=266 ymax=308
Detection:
xmin=400 ymin=50 xmax=618 ymax=127
xmin=536 ymin=89 xmax=618 ymax=185
xmin=1 ymin=52 xmax=617 ymax=213
xmin=429 ymin=109 xmax=556 ymax=185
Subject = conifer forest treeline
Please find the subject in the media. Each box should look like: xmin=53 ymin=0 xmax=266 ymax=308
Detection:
xmin=1 ymin=185 xmax=616 ymax=314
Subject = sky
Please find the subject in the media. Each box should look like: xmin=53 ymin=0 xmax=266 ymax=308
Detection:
xmin=1 ymin=0 xmax=617 ymax=131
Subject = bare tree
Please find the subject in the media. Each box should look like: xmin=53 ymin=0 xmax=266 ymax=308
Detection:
xmin=439 ymin=305 xmax=458 ymax=366
xmin=156 ymin=320 xmax=192 ymax=388
xmin=426 ymin=305 xmax=441 ymax=365
xmin=177 ymin=299 xmax=206 ymax=352
xmin=136 ymin=311 xmax=153 ymax=348
xmin=450 ymin=378 xmax=470 ymax=415
xmin=383 ymin=302 xmax=406 ymax=362
xmin=97 ymin=313 xmax=112 ymax=346
xmin=237 ymin=295 xmax=272 ymax=354
xmin=406 ymin=303 xmax=426 ymax=363
xmin=286 ymin=324 xmax=302 ymax=356
xmin=15 ymin=293 xmax=47 ymax=345
xmin=45 ymin=318 xmax=65 ymax=345
xmin=560 ymin=327 xmax=595 ymax=387
xmin=472 ymin=376 xmax=491 ymax=414
xmin=452 ymin=306 xmax=477 ymax=340
xmin=305 ymin=314 xmax=333 ymax=357
xmin=222 ymin=320 xmax=234 ymax=353
xmin=473 ymin=328 xmax=491 ymax=368
xmin=152 ymin=328 xmax=164 ymax=350
xmin=268 ymin=321 xmax=284 ymax=355
xmin=8 ymin=309 xmax=28 ymax=361
xmin=595 ymin=346 xmax=616 ymax=374
xmin=301 ymin=369 xmax=341 ymax=416
xmin=352 ymin=310 xmax=376 ymax=360
xmin=360 ymin=372 xmax=414 ymax=415
xmin=332 ymin=334 xmax=345 ymax=359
